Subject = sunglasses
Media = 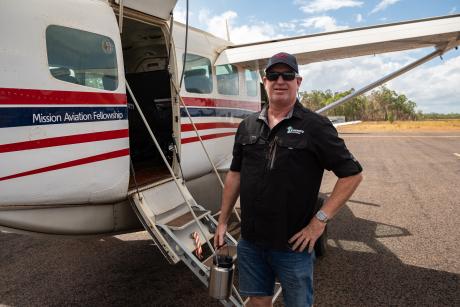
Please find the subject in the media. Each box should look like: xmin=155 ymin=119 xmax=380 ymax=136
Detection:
xmin=265 ymin=71 xmax=298 ymax=81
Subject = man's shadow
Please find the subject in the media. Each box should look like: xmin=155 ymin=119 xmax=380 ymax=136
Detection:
xmin=313 ymin=201 xmax=459 ymax=306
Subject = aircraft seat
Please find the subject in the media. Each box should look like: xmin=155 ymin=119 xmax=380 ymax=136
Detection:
xmin=50 ymin=67 xmax=78 ymax=84
xmin=184 ymin=68 xmax=212 ymax=93
xmin=102 ymin=75 xmax=118 ymax=91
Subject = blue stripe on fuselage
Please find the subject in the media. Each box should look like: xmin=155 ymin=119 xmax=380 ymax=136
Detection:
xmin=0 ymin=106 xmax=256 ymax=129
xmin=0 ymin=107 xmax=128 ymax=128
xmin=180 ymin=107 xmax=255 ymax=119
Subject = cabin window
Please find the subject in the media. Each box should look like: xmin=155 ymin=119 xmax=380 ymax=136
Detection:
xmin=183 ymin=54 xmax=213 ymax=94
xmin=244 ymin=69 xmax=258 ymax=97
xmin=46 ymin=25 xmax=118 ymax=91
xmin=216 ymin=64 xmax=239 ymax=96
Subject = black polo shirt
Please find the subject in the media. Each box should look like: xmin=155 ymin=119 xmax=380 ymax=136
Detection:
xmin=230 ymin=101 xmax=362 ymax=249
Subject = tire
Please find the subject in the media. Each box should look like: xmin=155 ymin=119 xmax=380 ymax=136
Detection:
xmin=314 ymin=195 xmax=328 ymax=258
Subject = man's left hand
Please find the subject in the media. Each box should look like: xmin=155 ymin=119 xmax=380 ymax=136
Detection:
xmin=288 ymin=218 xmax=326 ymax=253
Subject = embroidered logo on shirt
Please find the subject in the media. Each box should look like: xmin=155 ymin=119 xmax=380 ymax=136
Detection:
xmin=287 ymin=126 xmax=304 ymax=134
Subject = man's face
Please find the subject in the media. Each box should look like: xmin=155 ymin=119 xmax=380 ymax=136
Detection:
xmin=263 ymin=63 xmax=302 ymax=107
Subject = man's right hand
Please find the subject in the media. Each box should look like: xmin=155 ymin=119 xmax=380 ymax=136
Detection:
xmin=214 ymin=170 xmax=240 ymax=249
xmin=214 ymin=222 xmax=228 ymax=249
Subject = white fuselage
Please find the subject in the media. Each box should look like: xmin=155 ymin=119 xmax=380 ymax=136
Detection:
xmin=0 ymin=0 xmax=260 ymax=234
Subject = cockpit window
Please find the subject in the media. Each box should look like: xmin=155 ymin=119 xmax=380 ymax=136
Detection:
xmin=244 ymin=69 xmax=258 ymax=97
xmin=46 ymin=25 xmax=118 ymax=91
xmin=216 ymin=64 xmax=239 ymax=96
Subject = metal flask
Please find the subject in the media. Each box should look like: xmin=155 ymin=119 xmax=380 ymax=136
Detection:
xmin=208 ymin=254 xmax=235 ymax=300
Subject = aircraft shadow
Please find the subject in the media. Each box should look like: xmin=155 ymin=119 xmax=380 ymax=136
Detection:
xmin=0 ymin=203 xmax=458 ymax=307
xmin=0 ymin=230 xmax=222 ymax=307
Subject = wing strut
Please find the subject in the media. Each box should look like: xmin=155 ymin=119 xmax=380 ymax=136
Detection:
xmin=316 ymin=46 xmax=453 ymax=114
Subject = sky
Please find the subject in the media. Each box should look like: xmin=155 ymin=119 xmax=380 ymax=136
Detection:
xmin=173 ymin=0 xmax=460 ymax=114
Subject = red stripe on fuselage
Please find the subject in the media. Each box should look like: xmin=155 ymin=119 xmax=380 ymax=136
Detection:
xmin=0 ymin=149 xmax=129 ymax=182
xmin=181 ymin=132 xmax=235 ymax=144
xmin=0 ymin=88 xmax=127 ymax=105
xmin=181 ymin=122 xmax=240 ymax=132
xmin=0 ymin=129 xmax=129 ymax=153
xmin=181 ymin=97 xmax=260 ymax=111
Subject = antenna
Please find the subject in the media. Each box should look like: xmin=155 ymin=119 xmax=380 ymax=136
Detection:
xmin=225 ymin=19 xmax=231 ymax=42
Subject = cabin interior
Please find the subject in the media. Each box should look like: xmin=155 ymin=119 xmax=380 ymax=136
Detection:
xmin=121 ymin=18 xmax=174 ymax=187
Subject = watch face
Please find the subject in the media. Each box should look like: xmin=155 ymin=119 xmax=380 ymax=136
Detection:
xmin=316 ymin=210 xmax=328 ymax=222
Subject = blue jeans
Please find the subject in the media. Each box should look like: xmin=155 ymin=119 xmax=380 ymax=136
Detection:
xmin=237 ymin=238 xmax=315 ymax=307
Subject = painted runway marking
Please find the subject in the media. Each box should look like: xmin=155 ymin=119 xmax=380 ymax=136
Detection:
xmin=454 ymin=153 xmax=460 ymax=158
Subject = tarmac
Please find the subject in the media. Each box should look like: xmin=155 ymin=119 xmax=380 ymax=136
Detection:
xmin=1 ymin=132 xmax=459 ymax=306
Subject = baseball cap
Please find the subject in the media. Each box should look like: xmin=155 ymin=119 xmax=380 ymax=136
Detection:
xmin=265 ymin=52 xmax=299 ymax=73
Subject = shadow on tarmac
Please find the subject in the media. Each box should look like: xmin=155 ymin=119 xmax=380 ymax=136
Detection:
xmin=0 ymin=230 xmax=221 ymax=307
xmin=314 ymin=206 xmax=459 ymax=306
xmin=0 ymin=203 xmax=458 ymax=307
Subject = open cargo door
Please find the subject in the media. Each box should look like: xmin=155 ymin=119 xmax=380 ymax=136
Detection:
xmin=114 ymin=0 xmax=177 ymax=20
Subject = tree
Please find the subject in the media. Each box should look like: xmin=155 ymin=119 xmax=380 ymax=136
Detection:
xmin=299 ymin=86 xmax=419 ymax=121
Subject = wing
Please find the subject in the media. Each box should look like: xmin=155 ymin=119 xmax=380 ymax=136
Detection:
xmin=215 ymin=14 xmax=460 ymax=68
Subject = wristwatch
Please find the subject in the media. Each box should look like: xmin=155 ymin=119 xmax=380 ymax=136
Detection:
xmin=315 ymin=210 xmax=329 ymax=224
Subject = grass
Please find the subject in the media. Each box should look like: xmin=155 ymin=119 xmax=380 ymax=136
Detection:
xmin=337 ymin=120 xmax=460 ymax=132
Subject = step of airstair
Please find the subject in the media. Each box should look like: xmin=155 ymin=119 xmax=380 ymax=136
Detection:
xmin=164 ymin=208 xmax=210 ymax=230
xmin=129 ymin=178 xmax=245 ymax=306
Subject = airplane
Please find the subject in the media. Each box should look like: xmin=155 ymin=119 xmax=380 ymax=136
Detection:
xmin=1 ymin=0 xmax=459 ymax=305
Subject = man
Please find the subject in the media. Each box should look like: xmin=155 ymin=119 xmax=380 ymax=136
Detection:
xmin=214 ymin=52 xmax=363 ymax=307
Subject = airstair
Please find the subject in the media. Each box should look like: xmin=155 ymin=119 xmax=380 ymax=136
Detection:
xmin=128 ymin=178 xmax=244 ymax=306
xmin=125 ymin=81 xmax=243 ymax=306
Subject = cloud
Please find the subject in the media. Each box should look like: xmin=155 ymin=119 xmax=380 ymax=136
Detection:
xmin=355 ymin=13 xmax=363 ymax=23
xmin=173 ymin=6 xmax=187 ymax=24
xmin=296 ymin=0 xmax=363 ymax=14
xmin=390 ymin=56 xmax=460 ymax=113
xmin=301 ymin=16 xmax=349 ymax=32
xmin=299 ymin=55 xmax=399 ymax=93
xmin=370 ymin=0 xmax=400 ymax=14
xmin=299 ymin=51 xmax=460 ymax=113
xmin=197 ymin=9 xmax=211 ymax=24
xmin=198 ymin=10 xmax=280 ymax=43
xmin=229 ymin=24 xmax=281 ymax=43
xmin=173 ymin=0 xmax=459 ymax=113
xmin=173 ymin=1 xmax=196 ymax=24
xmin=278 ymin=22 xmax=298 ymax=31
xmin=449 ymin=7 xmax=457 ymax=14
xmin=198 ymin=9 xmax=237 ymax=40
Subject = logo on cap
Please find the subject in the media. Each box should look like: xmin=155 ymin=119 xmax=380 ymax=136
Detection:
xmin=274 ymin=53 xmax=289 ymax=59
xmin=265 ymin=52 xmax=299 ymax=73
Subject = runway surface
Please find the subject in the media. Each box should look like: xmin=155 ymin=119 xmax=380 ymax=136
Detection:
xmin=1 ymin=132 xmax=459 ymax=306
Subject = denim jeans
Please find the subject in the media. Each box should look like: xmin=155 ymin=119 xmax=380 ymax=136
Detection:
xmin=237 ymin=238 xmax=315 ymax=307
